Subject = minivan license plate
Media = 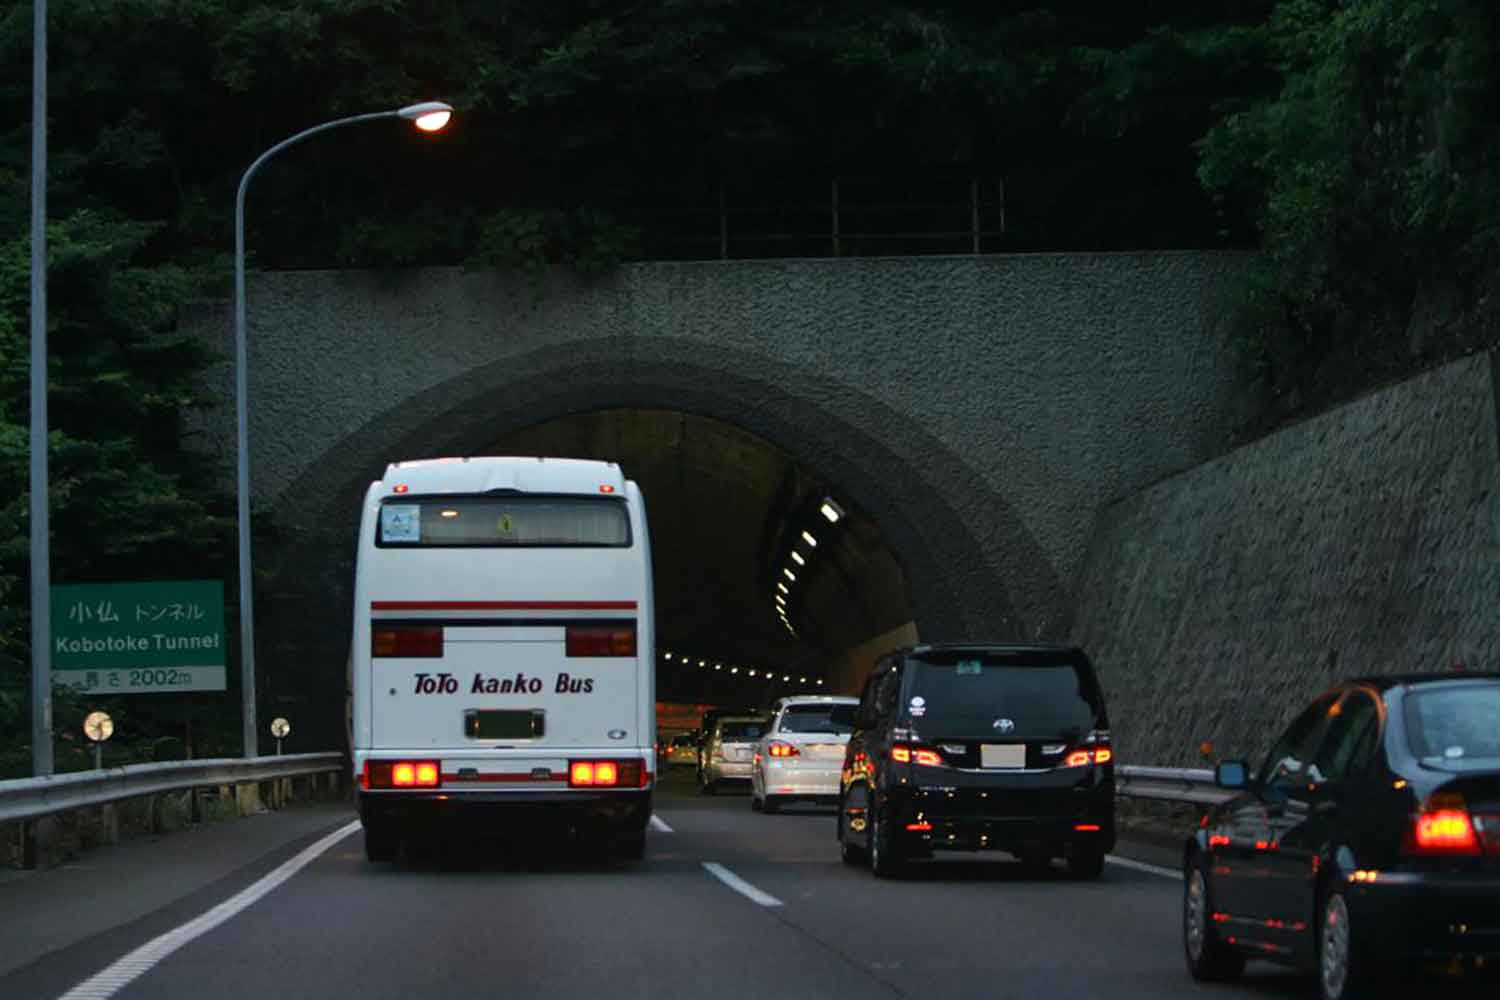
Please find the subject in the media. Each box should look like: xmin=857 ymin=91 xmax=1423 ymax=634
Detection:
xmin=980 ymin=744 xmax=1026 ymax=769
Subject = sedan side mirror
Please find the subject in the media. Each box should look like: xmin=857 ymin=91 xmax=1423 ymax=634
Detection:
xmin=1215 ymin=759 xmax=1249 ymax=789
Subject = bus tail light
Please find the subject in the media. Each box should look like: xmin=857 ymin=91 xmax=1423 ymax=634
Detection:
xmin=1406 ymin=792 xmax=1481 ymax=855
xmin=364 ymin=759 xmax=441 ymax=789
xmin=566 ymin=626 xmax=637 ymax=657
xmin=569 ymin=759 xmax=646 ymax=788
xmin=372 ymin=626 xmax=443 ymax=658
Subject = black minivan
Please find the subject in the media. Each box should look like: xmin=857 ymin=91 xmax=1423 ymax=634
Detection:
xmin=838 ymin=643 xmax=1114 ymax=878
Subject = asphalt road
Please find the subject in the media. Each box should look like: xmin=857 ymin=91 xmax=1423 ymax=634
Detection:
xmin=3 ymin=771 xmax=1324 ymax=1000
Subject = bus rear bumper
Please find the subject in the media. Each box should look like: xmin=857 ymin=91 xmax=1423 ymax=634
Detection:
xmin=359 ymin=788 xmax=651 ymax=838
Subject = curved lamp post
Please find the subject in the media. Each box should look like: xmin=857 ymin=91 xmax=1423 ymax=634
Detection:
xmin=234 ymin=101 xmax=452 ymax=758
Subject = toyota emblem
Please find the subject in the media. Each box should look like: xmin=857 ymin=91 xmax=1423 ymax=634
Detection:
xmin=993 ymin=718 xmax=1015 ymax=732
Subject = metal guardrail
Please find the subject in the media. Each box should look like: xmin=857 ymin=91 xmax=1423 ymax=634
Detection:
xmin=0 ymin=753 xmax=344 ymax=826
xmin=1116 ymin=765 xmax=1236 ymax=805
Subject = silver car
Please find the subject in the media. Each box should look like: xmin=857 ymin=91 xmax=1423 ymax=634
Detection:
xmin=699 ymin=716 xmax=770 ymax=794
xmin=750 ymin=695 xmax=860 ymax=812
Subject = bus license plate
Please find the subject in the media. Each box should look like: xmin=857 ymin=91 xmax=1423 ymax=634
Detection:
xmin=980 ymin=744 xmax=1026 ymax=769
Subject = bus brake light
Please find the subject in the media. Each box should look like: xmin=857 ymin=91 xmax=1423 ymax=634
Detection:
xmin=566 ymin=626 xmax=637 ymax=657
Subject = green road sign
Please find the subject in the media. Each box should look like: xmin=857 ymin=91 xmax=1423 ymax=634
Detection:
xmin=51 ymin=580 xmax=226 ymax=694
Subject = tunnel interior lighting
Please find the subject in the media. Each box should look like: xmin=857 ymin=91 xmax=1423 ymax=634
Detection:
xmin=783 ymin=675 xmax=791 ymax=682
xmin=820 ymin=498 xmax=844 ymax=523
xmin=799 ymin=676 xmax=807 ymax=683
xmin=665 ymin=652 xmax=673 ymax=660
xmin=790 ymin=551 xmax=805 ymax=566
xmin=730 ymin=667 xmax=739 ymax=674
xmin=749 ymin=670 xmax=757 ymax=677
xmin=777 ymin=582 xmax=789 ymax=594
xmin=816 ymin=679 xmax=824 ymax=686
xmin=783 ymin=568 xmax=796 ymax=582
xmin=715 ymin=664 xmax=723 ymax=671
xmin=775 ymin=594 xmax=786 ymax=606
xmin=699 ymin=660 xmax=706 ymax=667
xmin=801 ymin=531 xmax=817 ymax=548
xmin=439 ymin=509 xmax=459 ymax=519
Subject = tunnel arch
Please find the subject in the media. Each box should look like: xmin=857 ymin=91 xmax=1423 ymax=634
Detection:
xmin=276 ymin=336 xmax=1066 ymax=652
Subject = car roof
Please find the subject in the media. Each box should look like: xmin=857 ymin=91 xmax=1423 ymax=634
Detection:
xmin=1342 ymin=671 xmax=1500 ymax=691
xmin=903 ymin=641 xmax=1085 ymax=656
xmin=776 ymin=694 xmax=858 ymax=707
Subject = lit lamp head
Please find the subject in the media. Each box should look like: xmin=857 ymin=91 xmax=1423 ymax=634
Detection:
xmin=398 ymin=101 xmax=454 ymax=133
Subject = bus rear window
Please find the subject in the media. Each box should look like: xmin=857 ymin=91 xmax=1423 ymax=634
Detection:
xmin=377 ymin=496 xmax=631 ymax=548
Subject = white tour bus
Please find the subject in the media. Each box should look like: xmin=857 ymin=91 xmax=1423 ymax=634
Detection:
xmin=350 ymin=456 xmax=655 ymax=862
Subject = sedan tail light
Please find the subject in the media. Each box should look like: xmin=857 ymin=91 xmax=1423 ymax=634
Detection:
xmin=565 ymin=625 xmax=637 ymax=657
xmin=767 ymin=741 xmax=801 ymax=758
xmin=1406 ymin=792 xmax=1481 ymax=855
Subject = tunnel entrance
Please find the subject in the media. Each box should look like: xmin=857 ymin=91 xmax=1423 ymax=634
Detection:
xmin=260 ymin=340 xmax=1058 ymax=752
xmin=484 ymin=409 xmax=916 ymax=705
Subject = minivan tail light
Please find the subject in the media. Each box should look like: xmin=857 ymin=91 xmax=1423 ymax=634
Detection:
xmin=566 ymin=625 xmax=637 ymax=657
xmin=1064 ymin=746 xmax=1113 ymax=768
xmin=891 ymin=743 xmax=943 ymax=767
xmin=1406 ymin=793 xmax=1481 ymax=855
xmin=372 ymin=626 xmax=443 ymax=657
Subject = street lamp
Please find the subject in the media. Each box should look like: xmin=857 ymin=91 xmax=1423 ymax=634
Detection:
xmin=233 ymin=101 xmax=452 ymax=758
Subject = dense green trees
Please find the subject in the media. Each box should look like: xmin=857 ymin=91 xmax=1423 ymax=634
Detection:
xmin=1 ymin=1 xmax=1495 ymax=772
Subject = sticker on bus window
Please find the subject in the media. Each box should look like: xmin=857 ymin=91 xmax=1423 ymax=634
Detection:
xmin=381 ymin=504 xmax=421 ymax=543
xmin=956 ymin=660 xmax=983 ymax=676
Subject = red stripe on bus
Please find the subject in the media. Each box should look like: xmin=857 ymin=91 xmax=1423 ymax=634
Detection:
xmin=371 ymin=600 xmax=637 ymax=611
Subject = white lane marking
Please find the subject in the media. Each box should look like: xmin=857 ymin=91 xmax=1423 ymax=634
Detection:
xmin=1106 ymin=854 xmax=1182 ymax=880
xmin=57 ymin=820 xmax=361 ymax=1000
xmin=649 ymin=814 xmax=673 ymax=833
xmin=701 ymin=861 xmax=783 ymax=907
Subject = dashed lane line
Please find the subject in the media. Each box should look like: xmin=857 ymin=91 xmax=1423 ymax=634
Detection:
xmin=701 ymin=862 xmax=784 ymax=907
xmin=649 ymin=814 xmax=674 ymax=833
xmin=1106 ymin=854 xmax=1182 ymax=880
xmin=56 ymin=820 xmax=362 ymax=1000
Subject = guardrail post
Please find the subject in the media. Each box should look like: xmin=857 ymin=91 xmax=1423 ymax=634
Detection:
xmin=101 ymin=803 xmax=119 ymax=845
xmin=22 ymin=816 xmax=55 ymax=869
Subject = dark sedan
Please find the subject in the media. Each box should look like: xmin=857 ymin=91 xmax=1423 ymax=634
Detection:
xmin=1183 ymin=672 xmax=1500 ymax=1000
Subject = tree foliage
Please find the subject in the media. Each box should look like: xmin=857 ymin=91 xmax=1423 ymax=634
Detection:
xmin=1197 ymin=0 xmax=1500 ymax=412
xmin=1 ymin=0 xmax=1496 ymax=769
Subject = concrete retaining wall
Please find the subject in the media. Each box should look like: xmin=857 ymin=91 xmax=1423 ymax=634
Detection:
xmin=1071 ymin=353 xmax=1500 ymax=767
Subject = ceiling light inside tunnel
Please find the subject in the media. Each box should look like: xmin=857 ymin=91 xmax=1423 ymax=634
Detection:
xmin=715 ymin=664 xmax=723 ymax=671
xmin=730 ymin=667 xmax=739 ymax=674
xmin=664 ymin=653 xmax=673 ymax=660
xmin=782 ymin=568 xmax=796 ymax=582
xmin=748 ymin=670 xmax=757 ymax=677
xmin=801 ymin=531 xmax=817 ymax=548
xmin=816 ymin=679 xmax=824 ymax=686
xmin=775 ymin=594 xmax=786 ymax=606
xmin=777 ymin=583 xmax=789 ymax=595
xmin=820 ymin=499 xmax=844 ymax=523
xmin=698 ymin=660 xmax=706 ymax=667
xmin=790 ymin=551 xmax=805 ymax=566
xmin=439 ymin=509 xmax=459 ymax=519
xmin=799 ymin=677 xmax=807 ymax=683
xmin=783 ymin=675 xmax=791 ymax=682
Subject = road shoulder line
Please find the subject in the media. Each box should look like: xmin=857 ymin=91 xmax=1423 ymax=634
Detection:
xmin=56 ymin=820 xmax=361 ymax=1000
